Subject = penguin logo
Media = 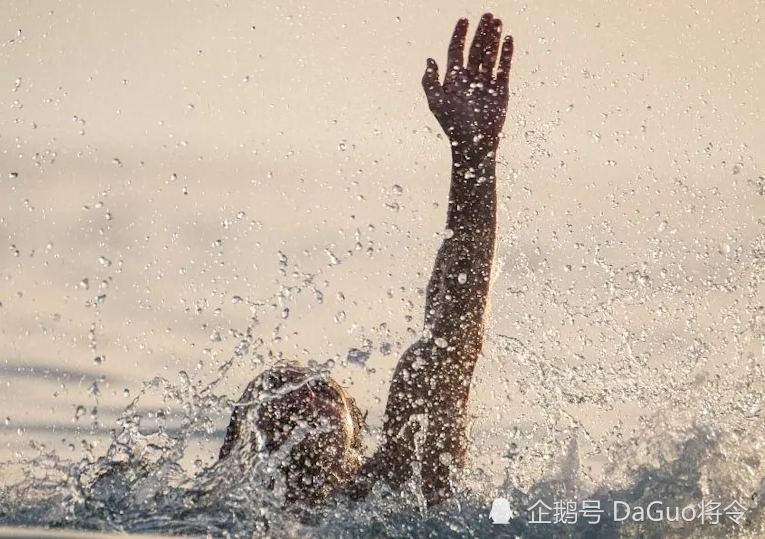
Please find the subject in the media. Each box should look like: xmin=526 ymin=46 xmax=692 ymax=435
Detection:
xmin=490 ymin=497 xmax=513 ymax=524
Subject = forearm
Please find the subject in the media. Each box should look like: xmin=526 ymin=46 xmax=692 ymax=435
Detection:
xmin=447 ymin=146 xmax=497 ymax=229
xmin=425 ymin=147 xmax=498 ymax=346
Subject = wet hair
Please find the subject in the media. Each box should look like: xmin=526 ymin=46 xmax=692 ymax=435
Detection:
xmin=219 ymin=362 xmax=365 ymax=504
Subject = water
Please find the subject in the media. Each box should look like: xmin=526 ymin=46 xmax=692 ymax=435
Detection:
xmin=2 ymin=382 xmax=765 ymax=538
xmin=0 ymin=166 xmax=763 ymax=536
xmin=2 ymin=228 xmax=765 ymax=537
xmin=2 ymin=2 xmax=764 ymax=537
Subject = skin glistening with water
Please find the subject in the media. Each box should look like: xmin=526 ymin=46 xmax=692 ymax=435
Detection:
xmin=218 ymin=13 xmax=514 ymax=508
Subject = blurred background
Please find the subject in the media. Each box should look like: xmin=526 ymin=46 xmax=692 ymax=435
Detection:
xmin=1 ymin=0 xmax=763 ymax=529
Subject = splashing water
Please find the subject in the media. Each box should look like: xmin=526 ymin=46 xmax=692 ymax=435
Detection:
xmin=1 ymin=4 xmax=764 ymax=534
xmin=0 ymin=227 xmax=763 ymax=538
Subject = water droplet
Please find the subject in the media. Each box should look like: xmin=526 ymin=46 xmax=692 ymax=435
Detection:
xmin=326 ymin=250 xmax=341 ymax=266
xmin=444 ymin=228 xmax=454 ymax=239
xmin=392 ymin=184 xmax=403 ymax=196
xmin=347 ymin=348 xmax=370 ymax=366
xmin=123 ymin=388 xmax=130 ymax=398
xmin=210 ymin=331 xmax=221 ymax=342
xmin=74 ymin=405 xmax=86 ymax=421
xmin=334 ymin=310 xmax=346 ymax=323
xmin=8 ymin=172 xmax=18 ymax=179
xmin=457 ymin=273 xmax=468 ymax=284
xmin=435 ymin=337 xmax=448 ymax=348
xmin=505 ymin=442 xmax=520 ymax=458
xmin=338 ymin=140 xmax=347 ymax=151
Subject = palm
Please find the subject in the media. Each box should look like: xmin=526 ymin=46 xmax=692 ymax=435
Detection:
xmin=438 ymin=72 xmax=508 ymax=148
xmin=422 ymin=15 xmax=513 ymax=153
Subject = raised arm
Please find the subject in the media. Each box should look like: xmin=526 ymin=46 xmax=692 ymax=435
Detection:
xmin=421 ymin=13 xmax=512 ymax=345
xmin=356 ymin=14 xmax=514 ymax=506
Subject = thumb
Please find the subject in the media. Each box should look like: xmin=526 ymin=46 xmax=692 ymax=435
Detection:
xmin=421 ymin=58 xmax=442 ymax=110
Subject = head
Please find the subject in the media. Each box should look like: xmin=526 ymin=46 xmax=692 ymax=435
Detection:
xmin=219 ymin=362 xmax=365 ymax=504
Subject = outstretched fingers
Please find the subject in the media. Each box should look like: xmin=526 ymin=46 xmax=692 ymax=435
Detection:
xmin=496 ymin=35 xmax=514 ymax=87
xmin=446 ymin=18 xmax=468 ymax=82
xmin=467 ymin=13 xmax=493 ymax=75
xmin=480 ymin=19 xmax=503 ymax=80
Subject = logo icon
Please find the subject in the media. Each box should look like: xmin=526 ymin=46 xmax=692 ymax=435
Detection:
xmin=490 ymin=497 xmax=513 ymax=524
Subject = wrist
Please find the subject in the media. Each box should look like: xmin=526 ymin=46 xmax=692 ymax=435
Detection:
xmin=450 ymin=142 xmax=498 ymax=169
xmin=450 ymin=134 xmax=498 ymax=160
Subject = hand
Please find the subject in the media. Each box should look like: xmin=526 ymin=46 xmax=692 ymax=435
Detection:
xmin=422 ymin=13 xmax=514 ymax=155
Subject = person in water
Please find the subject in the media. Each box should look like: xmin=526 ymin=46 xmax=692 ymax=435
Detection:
xmin=219 ymin=13 xmax=514 ymax=508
